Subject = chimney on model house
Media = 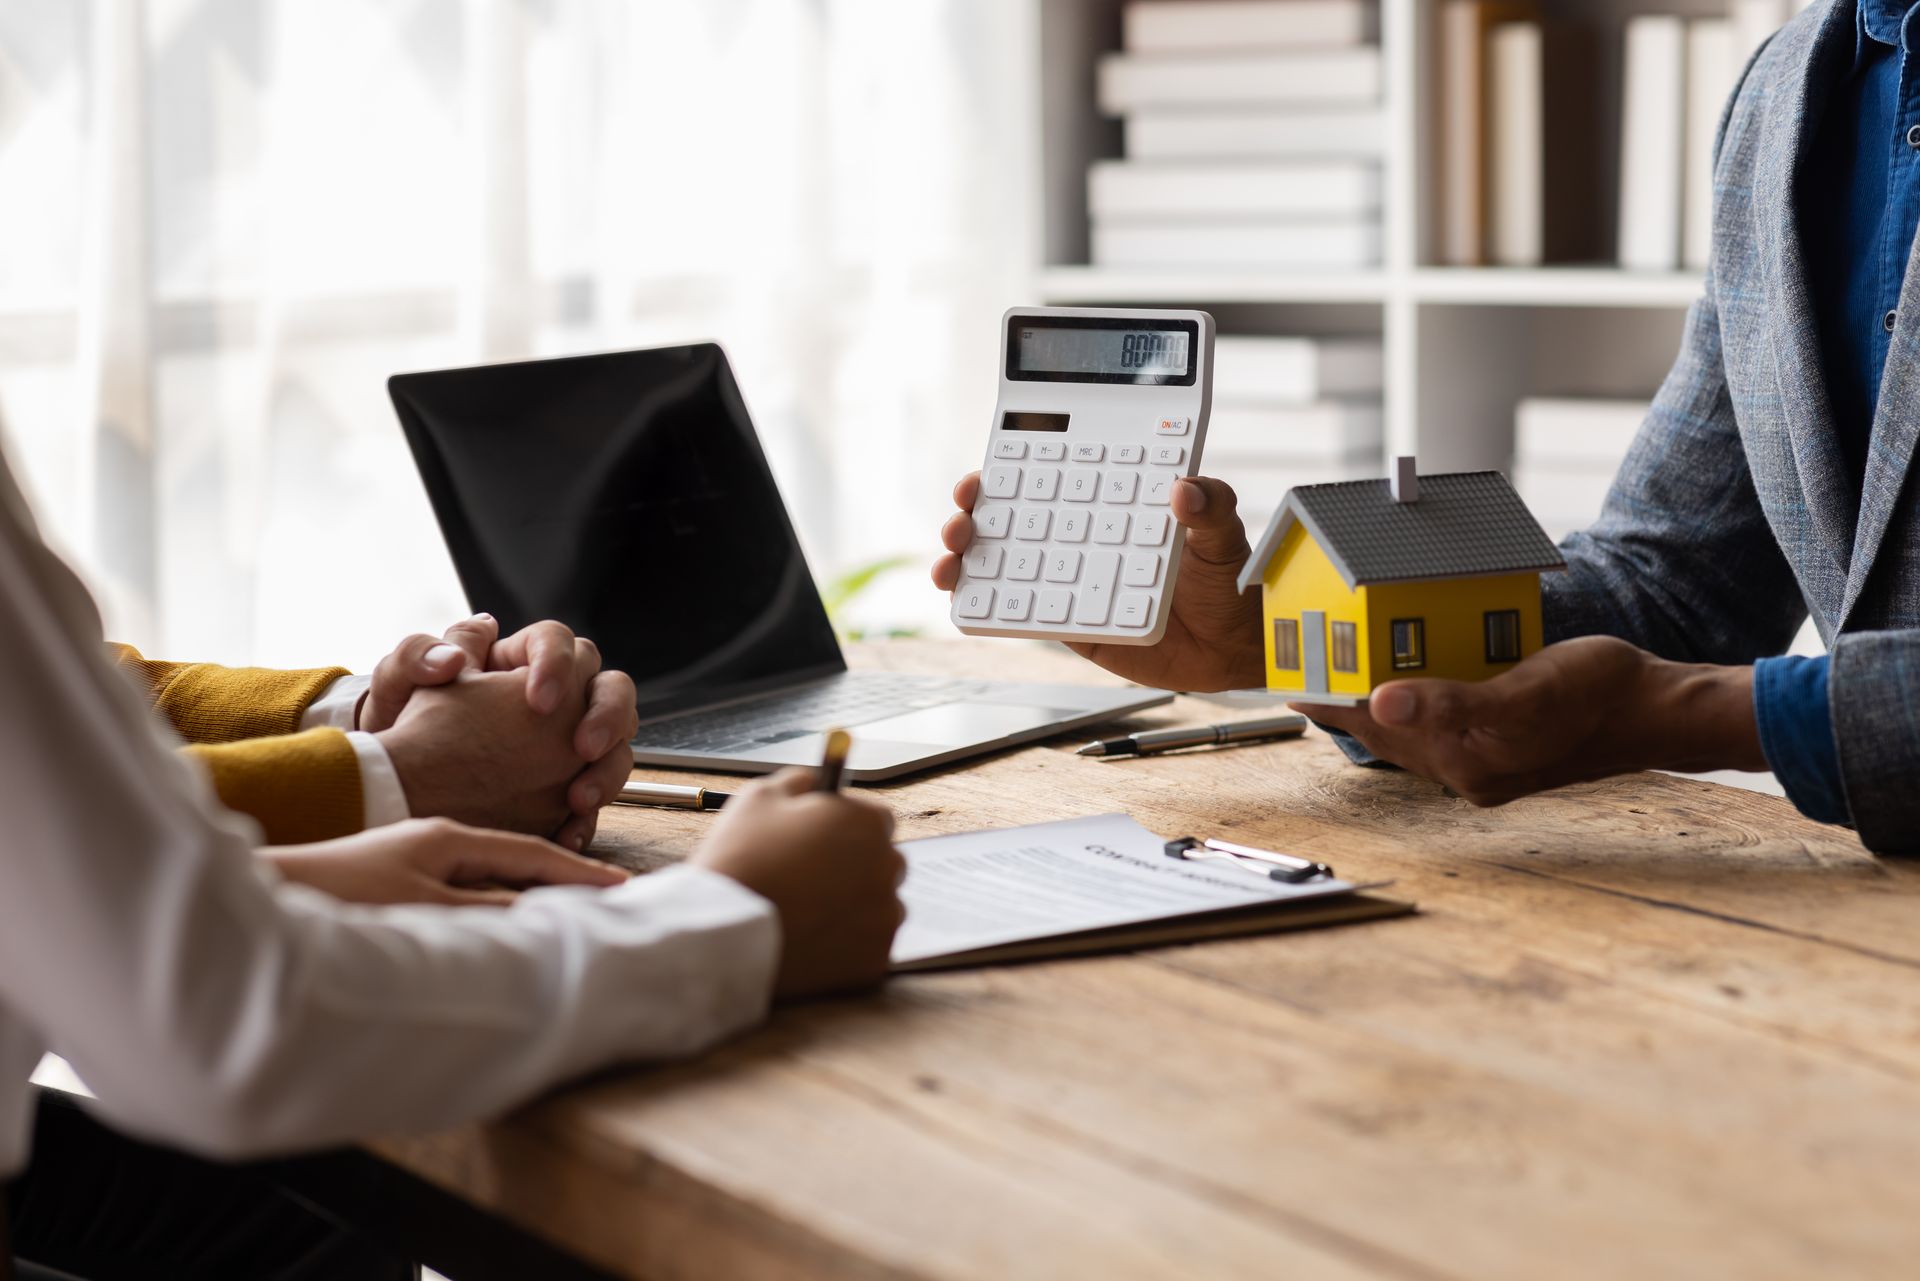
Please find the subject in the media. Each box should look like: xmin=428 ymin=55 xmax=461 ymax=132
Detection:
xmin=1390 ymin=455 xmax=1419 ymax=503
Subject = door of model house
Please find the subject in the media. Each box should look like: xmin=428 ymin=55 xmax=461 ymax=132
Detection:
xmin=1301 ymin=609 xmax=1328 ymax=693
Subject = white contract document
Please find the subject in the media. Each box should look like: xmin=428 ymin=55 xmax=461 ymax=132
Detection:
xmin=891 ymin=813 xmax=1370 ymax=969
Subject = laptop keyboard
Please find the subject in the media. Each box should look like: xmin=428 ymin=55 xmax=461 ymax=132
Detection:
xmin=635 ymin=674 xmax=990 ymax=754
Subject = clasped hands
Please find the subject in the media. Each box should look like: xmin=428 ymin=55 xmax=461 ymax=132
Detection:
xmin=358 ymin=613 xmax=639 ymax=851
xmin=934 ymin=470 xmax=1765 ymax=804
xmin=263 ymin=613 xmax=638 ymax=910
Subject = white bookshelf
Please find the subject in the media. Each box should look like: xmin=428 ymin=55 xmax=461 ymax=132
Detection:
xmin=1025 ymin=0 xmax=1728 ymax=475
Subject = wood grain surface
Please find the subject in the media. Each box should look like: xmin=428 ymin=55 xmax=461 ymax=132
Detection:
xmin=371 ymin=640 xmax=1920 ymax=1281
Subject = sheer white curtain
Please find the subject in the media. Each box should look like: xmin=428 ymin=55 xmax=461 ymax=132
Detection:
xmin=0 ymin=0 xmax=1034 ymax=668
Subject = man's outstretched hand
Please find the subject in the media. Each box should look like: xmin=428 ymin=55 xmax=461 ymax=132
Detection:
xmin=932 ymin=471 xmax=1265 ymax=692
xmin=359 ymin=617 xmax=638 ymax=849
xmin=1303 ymin=636 xmax=1767 ymax=806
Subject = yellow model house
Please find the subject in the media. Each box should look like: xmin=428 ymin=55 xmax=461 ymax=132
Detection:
xmin=1234 ymin=459 xmax=1566 ymax=704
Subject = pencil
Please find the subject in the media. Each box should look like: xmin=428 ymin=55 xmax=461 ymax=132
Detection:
xmin=816 ymin=727 xmax=852 ymax=792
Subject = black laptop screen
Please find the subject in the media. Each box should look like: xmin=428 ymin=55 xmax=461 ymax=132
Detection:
xmin=390 ymin=344 xmax=845 ymax=720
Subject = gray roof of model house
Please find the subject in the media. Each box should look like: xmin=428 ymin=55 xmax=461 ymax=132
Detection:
xmin=1235 ymin=470 xmax=1567 ymax=592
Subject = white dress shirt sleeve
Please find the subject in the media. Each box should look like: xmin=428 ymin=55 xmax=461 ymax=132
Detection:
xmin=342 ymin=731 xmax=409 ymax=828
xmin=299 ymin=673 xmax=369 ymax=731
xmin=0 ymin=456 xmax=781 ymax=1167
xmin=299 ymin=675 xmax=408 ymax=828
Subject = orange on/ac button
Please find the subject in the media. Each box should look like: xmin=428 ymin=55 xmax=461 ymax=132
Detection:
xmin=1155 ymin=416 xmax=1191 ymax=435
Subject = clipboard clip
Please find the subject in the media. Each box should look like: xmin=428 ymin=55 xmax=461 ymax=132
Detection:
xmin=1164 ymin=835 xmax=1334 ymax=884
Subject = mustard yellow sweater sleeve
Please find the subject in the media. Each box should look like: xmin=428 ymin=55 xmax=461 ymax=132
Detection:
xmin=106 ymin=643 xmax=365 ymax=844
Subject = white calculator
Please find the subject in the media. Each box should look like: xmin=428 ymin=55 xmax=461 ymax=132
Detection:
xmin=950 ymin=306 xmax=1214 ymax=646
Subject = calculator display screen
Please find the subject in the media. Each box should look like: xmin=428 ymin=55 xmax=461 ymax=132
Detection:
xmin=1007 ymin=316 xmax=1198 ymax=386
xmin=1002 ymin=412 xmax=1070 ymax=432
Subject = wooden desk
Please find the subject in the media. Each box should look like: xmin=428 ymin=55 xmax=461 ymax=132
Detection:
xmin=371 ymin=640 xmax=1920 ymax=1281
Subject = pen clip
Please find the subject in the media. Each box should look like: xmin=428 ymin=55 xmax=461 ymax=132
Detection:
xmin=1163 ymin=836 xmax=1334 ymax=884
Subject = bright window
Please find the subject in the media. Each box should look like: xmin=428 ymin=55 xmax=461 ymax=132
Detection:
xmin=0 ymin=1 xmax=1024 ymax=661
xmin=1390 ymin=618 xmax=1425 ymax=670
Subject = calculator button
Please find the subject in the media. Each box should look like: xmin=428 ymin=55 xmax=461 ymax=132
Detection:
xmin=1133 ymin=510 xmax=1171 ymax=546
xmin=992 ymin=439 xmax=1027 ymax=460
xmin=1115 ymin=593 xmax=1153 ymax=628
xmin=1033 ymin=441 xmax=1067 ymax=461
xmin=1104 ymin=472 xmax=1139 ymax=504
xmin=963 ymin=544 xmax=1004 ymax=578
xmin=1123 ymin=551 xmax=1162 ymax=587
xmin=955 ymin=585 xmax=994 ymax=618
xmin=1007 ymin=547 xmax=1042 ymax=580
xmin=1143 ymin=475 xmax=1174 ymax=505
xmin=1071 ymin=442 xmax=1105 ymax=463
xmin=974 ymin=505 xmax=1012 ymax=538
xmin=1092 ymin=510 xmax=1131 ymax=544
xmin=1113 ymin=444 xmax=1145 ymax=464
xmin=983 ymin=465 xmax=1021 ymax=498
xmin=1156 ymin=416 xmax=1190 ymax=436
xmin=1045 ymin=549 xmax=1083 ymax=583
xmin=1014 ymin=508 xmax=1051 ymax=540
xmin=1023 ymin=467 xmax=1061 ymax=500
xmin=1074 ymin=552 xmax=1120 ymax=625
xmin=1063 ymin=469 xmax=1100 ymax=501
xmin=1055 ymin=509 xmax=1090 ymax=543
xmin=996 ymin=587 xmax=1034 ymax=621
xmin=1150 ymin=445 xmax=1185 ymax=466
xmin=1035 ymin=589 xmax=1073 ymax=624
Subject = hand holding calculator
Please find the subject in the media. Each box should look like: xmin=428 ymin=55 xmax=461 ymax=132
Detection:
xmin=950 ymin=306 xmax=1215 ymax=646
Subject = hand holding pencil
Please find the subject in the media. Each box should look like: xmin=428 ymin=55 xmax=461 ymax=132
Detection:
xmin=686 ymin=732 xmax=904 ymax=998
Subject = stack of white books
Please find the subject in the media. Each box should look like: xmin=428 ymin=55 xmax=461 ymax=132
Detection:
xmin=1617 ymin=0 xmax=1809 ymax=271
xmin=1509 ymin=397 xmax=1647 ymax=539
xmin=1093 ymin=0 xmax=1384 ymax=271
xmin=1204 ymin=335 xmax=1384 ymax=524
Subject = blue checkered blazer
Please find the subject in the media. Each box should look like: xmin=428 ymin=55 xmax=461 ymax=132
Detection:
xmin=1547 ymin=0 xmax=1920 ymax=852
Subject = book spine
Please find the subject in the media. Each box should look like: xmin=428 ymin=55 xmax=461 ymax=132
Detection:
xmin=1487 ymin=22 xmax=1544 ymax=267
xmin=1123 ymin=0 xmax=1378 ymax=52
xmin=1536 ymin=22 xmax=1602 ymax=263
xmin=1091 ymin=222 xmax=1382 ymax=268
xmin=1097 ymin=49 xmax=1384 ymax=112
xmin=1438 ymin=0 xmax=1488 ymax=266
xmin=1617 ymin=15 xmax=1687 ymax=271
xmin=1088 ymin=161 xmax=1382 ymax=220
xmin=1123 ymin=109 xmax=1388 ymax=160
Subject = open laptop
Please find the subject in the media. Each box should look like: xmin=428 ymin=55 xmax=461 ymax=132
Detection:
xmin=388 ymin=343 xmax=1169 ymax=782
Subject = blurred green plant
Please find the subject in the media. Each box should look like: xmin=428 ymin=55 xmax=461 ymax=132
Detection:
xmin=821 ymin=555 xmax=921 ymax=641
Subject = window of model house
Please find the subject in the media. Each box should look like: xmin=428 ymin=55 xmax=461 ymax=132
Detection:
xmin=1274 ymin=618 xmax=1300 ymax=669
xmin=1484 ymin=609 xmax=1522 ymax=663
xmin=1390 ymin=618 xmax=1425 ymax=670
xmin=1330 ymin=621 xmax=1358 ymax=672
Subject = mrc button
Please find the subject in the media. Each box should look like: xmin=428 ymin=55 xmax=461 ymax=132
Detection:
xmin=1155 ymin=416 xmax=1190 ymax=435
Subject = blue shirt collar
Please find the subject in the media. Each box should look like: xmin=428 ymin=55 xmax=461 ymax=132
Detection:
xmin=1859 ymin=0 xmax=1914 ymax=53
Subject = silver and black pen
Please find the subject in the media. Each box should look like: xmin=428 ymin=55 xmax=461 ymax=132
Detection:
xmin=1076 ymin=712 xmax=1308 ymax=759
